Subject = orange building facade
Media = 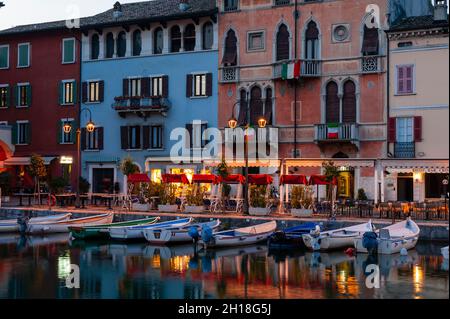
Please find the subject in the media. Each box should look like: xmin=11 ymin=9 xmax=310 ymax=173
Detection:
xmin=217 ymin=0 xmax=388 ymax=201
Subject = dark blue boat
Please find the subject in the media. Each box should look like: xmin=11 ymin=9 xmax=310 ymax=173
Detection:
xmin=268 ymin=222 xmax=320 ymax=250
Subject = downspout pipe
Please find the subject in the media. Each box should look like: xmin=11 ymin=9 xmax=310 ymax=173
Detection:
xmin=293 ymin=0 xmax=299 ymax=158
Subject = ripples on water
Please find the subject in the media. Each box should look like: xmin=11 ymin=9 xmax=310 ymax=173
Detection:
xmin=0 ymin=234 xmax=448 ymax=299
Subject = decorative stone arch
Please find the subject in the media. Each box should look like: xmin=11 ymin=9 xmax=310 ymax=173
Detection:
xmin=273 ymin=19 xmax=293 ymax=63
xmin=221 ymin=26 xmax=240 ymax=66
xmin=301 ymin=16 xmax=322 ymax=60
xmin=321 ymin=78 xmax=339 ymax=123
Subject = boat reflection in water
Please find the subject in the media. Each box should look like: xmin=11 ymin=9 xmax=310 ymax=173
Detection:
xmin=0 ymin=235 xmax=448 ymax=299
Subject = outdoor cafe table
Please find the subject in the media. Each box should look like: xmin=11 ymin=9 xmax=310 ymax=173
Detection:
xmin=91 ymin=193 xmax=117 ymax=210
xmin=13 ymin=193 xmax=49 ymax=206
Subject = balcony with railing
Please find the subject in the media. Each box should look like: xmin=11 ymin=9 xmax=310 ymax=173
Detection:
xmin=220 ymin=66 xmax=240 ymax=83
xmin=273 ymin=60 xmax=321 ymax=79
xmin=361 ymin=56 xmax=382 ymax=74
xmin=113 ymin=96 xmax=171 ymax=118
xmin=315 ymin=123 xmax=359 ymax=145
xmin=394 ymin=142 xmax=416 ymax=158
xmin=274 ymin=0 xmax=291 ymax=6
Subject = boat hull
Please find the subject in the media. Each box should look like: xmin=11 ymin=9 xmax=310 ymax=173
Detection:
xmin=0 ymin=214 xmax=72 ymax=234
xmin=204 ymin=231 xmax=274 ymax=248
xmin=378 ymin=235 xmax=419 ymax=255
xmin=27 ymin=214 xmax=114 ymax=234
xmin=303 ymin=232 xmax=364 ymax=251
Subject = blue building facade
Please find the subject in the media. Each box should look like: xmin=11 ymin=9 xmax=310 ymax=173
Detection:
xmin=80 ymin=1 xmax=219 ymax=193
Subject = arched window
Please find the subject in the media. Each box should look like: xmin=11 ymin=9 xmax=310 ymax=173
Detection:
xmin=132 ymin=30 xmax=142 ymax=56
xmin=170 ymin=26 xmax=182 ymax=53
xmin=91 ymin=34 xmax=99 ymax=60
xmin=265 ymin=88 xmax=273 ymax=125
xmin=342 ymin=80 xmax=357 ymax=123
xmin=154 ymin=27 xmax=163 ymax=54
xmin=276 ymin=24 xmax=290 ymax=61
xmin=305 ymin=21 xmax=319 ymax=60
xmin=222 ymin=29 xmax=237 ymax=66
xmin=238 ymin=89 xmax=248 ymax=125
xmin=184 ymin=24 xmax=196 ymax=51
xmin=326 ymin=81 xmax=339 ymax=123
xmin=117 ymin=31 xmax=126 ymax=57
xmin=250 ymin=86 xmax=263 ymax=125
xmin=105 ymin=33 xmax=114 ymax=58
xmin=362 ymin=17 xmax=379 ymax=56
xmin=202 ymin=22 xmax=214 ymax=50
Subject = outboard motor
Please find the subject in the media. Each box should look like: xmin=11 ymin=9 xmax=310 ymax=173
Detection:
xmin=201 ymin=225 xmax=214 ymax=244
xmin=362 ymin=231 xmax=378 ymax=255
xmin=17 ymin=216 xmax=30 ymax=234
xmin=188 ymin=226 xmax=200 ymax=242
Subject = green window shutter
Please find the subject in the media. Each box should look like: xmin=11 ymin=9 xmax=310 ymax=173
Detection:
xmin=70 ymin=120 xmax=78 ymax=143
xmin=0 ymin=47 xmax=8 ymax=68
xmin=26 ymin=85 xmax=32 ymax=106
xmin=11 ymin=123 xmax=18 ymax=145
xmin=73 ymin=81 xmax=78 ymax=104
xmin=5 ymin=87 xmax=10 ymax=107
xmin=58 ymin=121 xmax=62 ymax=144
xmin=63 ymin=40 xmax=74 ymax=63
xmin=19 ymin=45 xmax=29 ymax=67
xmin=26 ymin=122 xmax=31 ymax=144
xmin=14 ymin=85 xmax=18 ymax=106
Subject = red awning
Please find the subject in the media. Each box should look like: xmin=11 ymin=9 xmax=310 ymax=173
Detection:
xmin=280 ymin=175 xmax=308 ymax=185
xmin=162 ymin=174 xmax=190 ymax=184
xmin=127 ymin=174 xmax=150 ymax=183
xmin=309 ymin=175 xmax=337 ymax=186
xmin=192 ymin=174 xmax=220 ymax=184
xmin=248 ymin=174 xmax=274 ymax=185
xmin=221 ymin=174 xmax=246 ymax=184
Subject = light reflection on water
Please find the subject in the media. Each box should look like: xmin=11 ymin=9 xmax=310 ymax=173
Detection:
xmin=0 ymin=234 xmax=448 ymax=299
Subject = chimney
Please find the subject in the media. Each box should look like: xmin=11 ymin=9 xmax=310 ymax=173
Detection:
xmin=179 ymin=0 xmax=191 ymax=12
xmin=113 ymin=1 xmax=123 ymax=19
xmin=434 ymin=0 xmax=448 ymax=21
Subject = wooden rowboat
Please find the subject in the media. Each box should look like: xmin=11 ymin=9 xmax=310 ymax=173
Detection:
xmin=109 ymin=218 xmax=193 ymax=240
xmin=26 ymin=213 xmax=114 ymax=234
xmin=143 ymin=220 xmax=221 ymax=245
xmin=0 ymin=213 xmax=72 ymax=233
xmin=69 ymin=217 xmax=160 ymax=240
xmin=199 ymin=221 xmax=277 ymax=248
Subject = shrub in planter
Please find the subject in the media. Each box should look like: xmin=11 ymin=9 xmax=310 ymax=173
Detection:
xmin=49 ymin=177 xmax=69 ymax=194
xmin=79 ymin=177 xmax=90 ymax=194
xmin=249 ymin=185 xmax=271 ymax=216
xmin=158 ymin=184 xmax=178 ymax=212
xmin=185 ymin=186 xmax=206 ymax=213
xmin=291 ymin=186 xmax=314 ymax=218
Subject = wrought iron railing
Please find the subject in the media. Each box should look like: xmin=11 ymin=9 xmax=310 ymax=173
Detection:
xmin=315 ymin=123 xmax=359 ymax=142
xmin=273 ymin=60 xmax=321 ymax=79
xmin=361 ymin=56 xmax=381 ymax=73
xmin=394 ymin=142 xmax=415 ymax=158
xmin=113 ymin=97 xmax=171 ymax=112
xmin=221 ymin=67 xmax=239 ymax=83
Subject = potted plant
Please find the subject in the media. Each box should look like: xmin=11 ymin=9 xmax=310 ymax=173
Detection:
xmin=49 ymin=177 xmax=69 ymax=195
xmin=158 ymin=184 xmax=178 ymax=212
xmin=185 ymin=185 xmax=206 ymax=213
xmin=291 ymin=186 xmax=314 ymax=218
xmin=249 ymin=185 xmax=271 ymax=216
xmin=28 ymin=154 xmax=47 ymax=204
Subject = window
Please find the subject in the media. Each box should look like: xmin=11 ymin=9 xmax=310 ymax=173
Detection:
xmin=325 ymin=81 xmax=339 ymax=123
xmin=91 ymin=34 xmax=100 ymax=60
xmin=84 ymin=127 xmax=103 ymax=150
xmin=247 ymin=31 xmax=265 ymax=51
xmin=89 ymin=81 xmax=100 ymax=102
xmin=186 ymin=123 xmax=208 ymax=149
xmin=187 ymin=73 xmax=212 ymax=98
xmin=396 ymin=65 xmax=414 ymax=95
xmin=362 ymin=23 xmax=379 ymax=56
xmin=151 ymin=77 xmax=163 ymax=97
xmin=15 ymin=121 xmax=30 ymax=145
xmin=0 ymin=85 xmax=10 ymax=108
xmin=17 ymin=43 xmax=30 ymax=67
xmin=396 ymin=117 xmax=414 ymax=143
xmin=129 ymin=78 xmax=142 ymax=97
xmin=60 ymin=119 xmax=75 ymax=144
xmin=184 ymin=24 xmax=196 ymax=52
xmin=265 ymin=88 xmax=273 ymax=125
xmin=194 ymin=74 xmax=207 ymax=97
xmin=222 ymin=29 xmax=237 ymax=66
xmin=144 ymin=125 xmax=163 ymax=149
xmin=121 ymin=126 xmax=141 ymax=150
xmin=342 ymin=80 xmax=356 ymax=123
xmin=202 ymin=22 xmax=214 ymax=50
xmin=60 ymin=81 xmax=76 ymax=105
xmin=154 ymin=28 xmax=164 ymax=54
xmin=425 ymin=174 xmax=447 ymax=198
xmin=16 ymin=84 xmax=31 ymax=107
xmin=171 ymin=26 xmax=182 ymax=53
xmin=224 ymin=0 xmax=238 ymax=11
xmin=62 ymin=38 xmax=76 ymax=64
xmin=106 ymin=33 xmax=115 ymax=58
xmin=0 ymin=45 xmax=9 ymax=69
xmin=150 ymin=169 xmax=162 ymax=183
xmin=276 ymin=24 xmax=290 ymax=61
xmin=132 ymin=30 xmax=142 ymax=56
xmin=398 ymin=41 xmax=413 ymax=48
xmin=249 ymin=86 xmax=263 ymax=125
xmin=117 ymin=32 xmax=126 ymax=57
xmin=305 ymin=21 xmax=319 ymax=60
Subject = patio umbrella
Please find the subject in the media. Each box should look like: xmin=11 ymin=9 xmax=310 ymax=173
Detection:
xmin=127 ymin=173 xmax=151 ymax=184
xmin=279 ymin=175 xmax=308 ymax=213
xmin=248 ymin=174 xmax=274 ymax=185
xmin=221 ymin=174 xmax=246 ymax=184
xmin=192 ymin=174 xmax=220 ymax=184
xmin=162 ymin=174 xmax=190 ymax=184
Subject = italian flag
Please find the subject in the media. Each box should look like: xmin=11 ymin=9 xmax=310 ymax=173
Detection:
xmin=327 ymin=123 xmax=339 ymax=139
xmin=281 ymin=61 xmax=301 ymax=80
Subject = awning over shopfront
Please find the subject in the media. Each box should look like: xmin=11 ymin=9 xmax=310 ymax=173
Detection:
xmin=284 ymin=158 xmax=376 ymax=168
xmin=162 ymin=174 xmax=190 ymax=184
xmin=2 ymin=156 xmax=57 ymax=166
xmin=127 ymin=173 xmax=151 ymax=183
xmin=204 ymin=159 xmax=281 ymax=168
xmin=248 ymin=174 xmax=274 ymax=185
xmin=192 ymin=174 xmax=221 ymax=184
xmin=280 ymin=175 xmax=308 ymax=185
xmin=382 ymin=159 xmax=449 ymax=173
xmin=221 ymin=174 xmax=246 ymax=184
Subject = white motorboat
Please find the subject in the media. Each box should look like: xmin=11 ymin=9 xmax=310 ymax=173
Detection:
xmin=302 ymin=220 xmax=374 ymax=251
xmin=109 ymin=218 xmax=193 ymax=240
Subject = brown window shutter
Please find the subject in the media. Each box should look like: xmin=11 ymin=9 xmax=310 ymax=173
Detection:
xmin=98 ymin=127 xmax=104 ymax=150
xmin=237 ymin=90 xmax=248 ymax=125
xmin=123 ymin=79 xmax=129 ymax=96
xmin=82 ymin=82 xmax=88 ymax=103
xmin=222 ymin=30 xmax=237 ymax=66
xmin=249 ymin=87 xmax=263 ymax=125
xmin=81 ymin=128 xmax=87 ymax=150
xmin=264 ymin=88 xmax=273 ymax=125
xmin=326 ymin=82 xmax=340 ymax=124
xmin=120 ymin=126 xmax=129 ymax=149
xmin=143 ymin=126 xmax=150 ymax=149
xmin=276 ymin=24 xmax=290 ymax=61
xmin=185 ymin=124 xmax=193 ymax=149
xmin=414 ymin=116 xmax=422 ymax=142
xmin=186 ymin=74 xmax=193 ymax=97
xmin=362 ymin=26 xmax=379 ymax=55
xmin=142 ymin=77 xmax=151 ymax=97
xmin=342 ymin=81 xmax=357 ymax=123
xmin=206 ymin=73 xmax=213 ymax=97
xmin=99 ymin=81 xmax=105 ymax=102
xmin=135 ymin=126 xmax=141 ymax=149
xmin=162 ymin=75 xmax=169 ymax=98
xmin=388 ymin=118 xmax=397 ymax=143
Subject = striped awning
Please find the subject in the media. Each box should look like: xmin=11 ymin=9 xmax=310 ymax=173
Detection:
xmin=382 ymin=159 xmax=449 ymax=173
xmin=284 ymin=158 xmax=376 ymax=168
xmin=204 ymin=159 xmax=281 ymax=168
xmin=2 ymin=156 xmax=56 ymax=166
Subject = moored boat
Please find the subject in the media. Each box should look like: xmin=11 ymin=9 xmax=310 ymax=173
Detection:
xmin=109 ymin=217 xmax=193 ymax=241
xmin=302 ymin=221 xmax=374 ymax=251
xmin=267 ymin=222 xmax=319 ymax=250
xmin=199 ymin=221 xmax=277 ymax=249
xmin=0 ymin=213 xmax=72 ymax=233
xmin=26 ymin=213 xmax=114 ymax=234
xmin=442 ymin=246 xmax=449 ymax=260
xmin=143 ymin=219 xmax=221 ymax=245
xmin=69 ymin=217 xmax=160 ymax=240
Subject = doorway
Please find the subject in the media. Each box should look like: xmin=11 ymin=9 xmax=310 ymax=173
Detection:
xmin=92 ymin=168 xmax=114 ymax=193
xmin=397 ymin=173 xmax=413 ymax=202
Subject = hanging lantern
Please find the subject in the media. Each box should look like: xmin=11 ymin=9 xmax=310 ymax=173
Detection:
xmin=258 ymin=117 xmax=267 ymax=128
xmin=86 ymin=121 xmax=96 ymax=133
xmin=63 ymin=122 xmax=72 ymax=134
xmin=228 ymin=117 xmax=238 ymax=129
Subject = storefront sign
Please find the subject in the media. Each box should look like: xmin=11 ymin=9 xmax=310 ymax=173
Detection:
xmin=60 ymin=156 xmax=73 ymax=165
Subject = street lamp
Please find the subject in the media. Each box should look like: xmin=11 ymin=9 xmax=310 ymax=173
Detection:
xmin=64 ymin=108 xmax=95 ymax=208
xmin=228 ymin=93 xmax=268 ymax=215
